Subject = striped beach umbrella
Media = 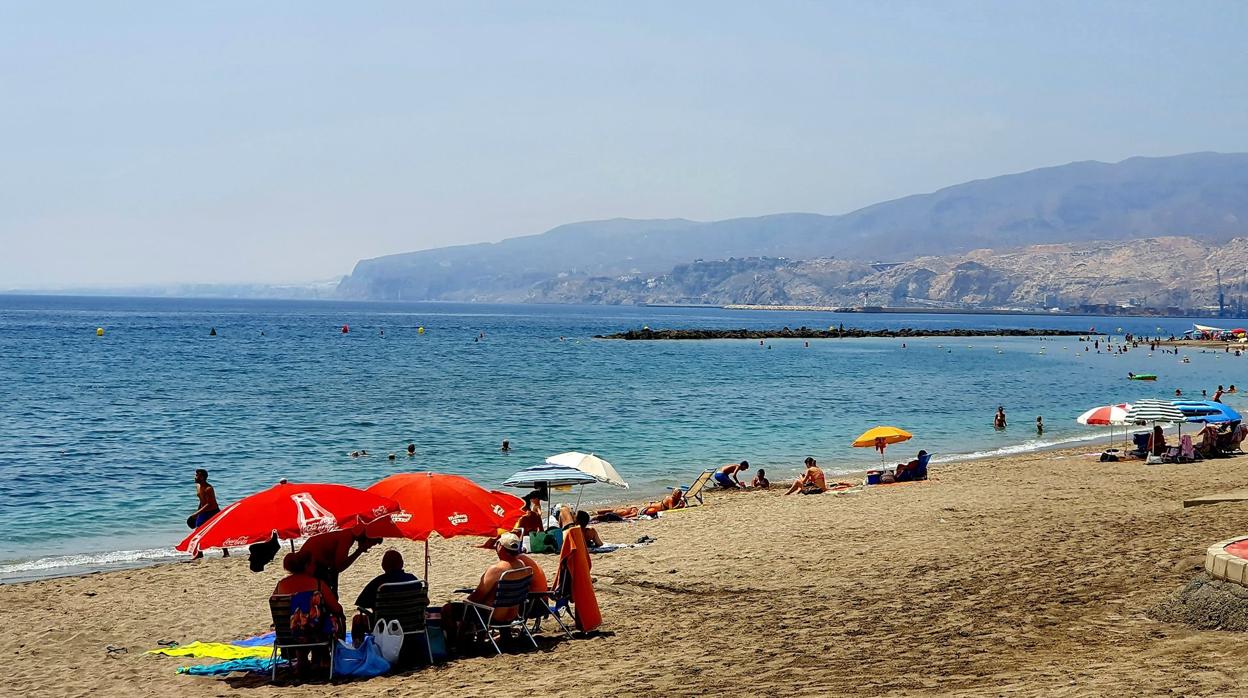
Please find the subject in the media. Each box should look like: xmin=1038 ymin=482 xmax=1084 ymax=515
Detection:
xmin=501 ymin=464 xmax=601 ymax=489
xmin=1124 ymin=399 xmax=1186 ymax=425
xmin=1077 ymin=403 xmax=1132 ymax=445
xmin=1076 ymin=403 xmax=1131 ymax=426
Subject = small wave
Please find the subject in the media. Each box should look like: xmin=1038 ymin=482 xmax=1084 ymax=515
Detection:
xmin=0 ymin=547 xmax=185 ymax=583
xmin=937 ymin=432 xmax=1112 ymax=463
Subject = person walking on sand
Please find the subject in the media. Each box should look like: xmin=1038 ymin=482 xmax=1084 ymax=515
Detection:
xmin=191 ymin=469 xmax=228 ymax=559
xmin=713 ymin=461 xmax=749 ymax=488
xmin=785 ymin=457 xmax=827 ymax=495
xmin=994 ymin=406 xmax=1007 ymax=430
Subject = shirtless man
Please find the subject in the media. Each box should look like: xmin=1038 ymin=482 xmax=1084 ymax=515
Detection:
xmin=442 ymin=533 xmax=546 ymax=649
xmin=299 ymin=525 xmax=378 ymax=595
xmin=785 ymin=457 xmax=827 ymax=495
xmin=713 ymin=461 xmax=749 ymax=489
xmin=191 ymin=469 xmax=228 ymax=559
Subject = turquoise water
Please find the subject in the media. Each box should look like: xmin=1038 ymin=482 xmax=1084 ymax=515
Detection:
xmin=1 ymin=294 xmax=1245 ymax=581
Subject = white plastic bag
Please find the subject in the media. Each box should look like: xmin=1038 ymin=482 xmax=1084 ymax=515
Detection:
xmin=374 ymin=619 xmax=404 ymax=664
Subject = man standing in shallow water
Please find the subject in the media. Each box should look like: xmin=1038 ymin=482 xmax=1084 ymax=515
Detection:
xmin=191 ymin=469 xmax=228 ymax=559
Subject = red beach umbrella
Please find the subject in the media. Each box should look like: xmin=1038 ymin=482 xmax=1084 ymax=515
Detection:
xmin=177 ymin=481 xmax=398 ymax=556
xmin=364 ymin=472 xmax=525 ymax=580
xmin=1076 ymin=403 xmax=1131 ymax=426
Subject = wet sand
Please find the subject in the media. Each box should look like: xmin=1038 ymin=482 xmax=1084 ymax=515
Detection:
xmin=5 ymin=447 xmax=1248 ymax=697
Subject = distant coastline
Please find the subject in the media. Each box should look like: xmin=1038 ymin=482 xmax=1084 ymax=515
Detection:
xmin=596 ymin=327 xmax=1095 ymax=340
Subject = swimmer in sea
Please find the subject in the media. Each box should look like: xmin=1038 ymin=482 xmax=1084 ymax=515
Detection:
xmin=501 ymin=439 xmax=511 ymax=453
xmin=407 ymin=443 xmax=416 ymax=457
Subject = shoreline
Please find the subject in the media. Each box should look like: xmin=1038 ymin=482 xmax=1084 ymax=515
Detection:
xmin=0 ymin=429 xmax=1132 ymax=585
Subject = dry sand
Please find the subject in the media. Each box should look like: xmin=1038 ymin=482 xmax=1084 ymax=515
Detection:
xmin=6 ymin=448 xmax=1248 ymax=697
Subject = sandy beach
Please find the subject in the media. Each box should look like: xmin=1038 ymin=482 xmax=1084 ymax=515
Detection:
xmin=6 ymin=447 xmax=1248 ymax=697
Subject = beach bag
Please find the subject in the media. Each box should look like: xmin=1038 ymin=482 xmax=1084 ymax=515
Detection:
xmin=373 ymin=619 xmax=404 ymax=664
xmin=333 ymin=635 xmax=390 ymax=678
xmin=425 ymin=610 xmax=449 ymax=662
xmin=1099 ymin=450 xmax=1119 ymax=462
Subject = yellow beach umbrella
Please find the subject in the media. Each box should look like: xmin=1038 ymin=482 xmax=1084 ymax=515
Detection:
xmin=852 ymin=426 xmax=913 ymax=464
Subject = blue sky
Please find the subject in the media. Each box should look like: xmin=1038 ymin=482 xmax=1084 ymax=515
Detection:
xmin=2 ymin=1 xmax=1245 ymax=287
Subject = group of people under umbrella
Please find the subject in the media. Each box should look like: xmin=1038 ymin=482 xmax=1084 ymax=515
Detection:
xmin=1077 ymin=398 xmax=1247 ymax=459
xmin=177 ymin=452 xmax=623 ymax=679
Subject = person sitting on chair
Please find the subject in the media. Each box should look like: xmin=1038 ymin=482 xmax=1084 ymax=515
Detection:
xmin=1150 ymin=425 xmax=1167 ymax=456
xmin=273 ymin=552 xmax=343 ymax=673
xmin=440 ymin=533 xmax=546 ymax=652
xmin=894 ymin=450 xmax=929 ymax=482
xmin=350 ymin=550 xmax=420 ymax=642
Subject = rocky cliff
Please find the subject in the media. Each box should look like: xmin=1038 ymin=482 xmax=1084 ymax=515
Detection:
xmin=336 ymin=152 xmax=1248 ymax=301
xmin=523 ymin=237 xmax=1248 ymax=310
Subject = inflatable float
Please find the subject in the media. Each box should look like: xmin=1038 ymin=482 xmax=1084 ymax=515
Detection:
xmin=1128 ymin=373 xmax=1157 ymax=381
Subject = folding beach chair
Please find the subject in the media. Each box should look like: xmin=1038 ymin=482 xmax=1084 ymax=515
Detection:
xmin=528 ymin=567 xmax=574 ymax=640
xmin=913 ymin=451 xmax=932 ymax=480
xmin=462 ymin=567 xmax=538 ymax=654
xmin=373 ymin=580 xmax=433 ymax=665
xmin=269 ymin=594 xmax=335 ymax=683
xmin=672 ymin=468 xmax=715 ymax=506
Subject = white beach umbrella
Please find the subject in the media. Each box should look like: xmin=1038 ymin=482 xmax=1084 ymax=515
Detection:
xmin=546 ymin=451 xmax=629 ymax=489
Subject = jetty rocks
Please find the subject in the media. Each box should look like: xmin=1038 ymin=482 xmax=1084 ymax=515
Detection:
xmin=597 ymin=327 xmax=1095 ymax=340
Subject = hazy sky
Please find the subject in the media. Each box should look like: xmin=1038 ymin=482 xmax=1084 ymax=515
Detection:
xmin=2 ymin=2 xmax=1246 ymax=287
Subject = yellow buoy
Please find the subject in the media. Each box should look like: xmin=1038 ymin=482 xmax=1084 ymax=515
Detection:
xmin=96 ymin=327 xmax=104 ymax=336
xmin=417 ymin=326 xmax=425 ymax=335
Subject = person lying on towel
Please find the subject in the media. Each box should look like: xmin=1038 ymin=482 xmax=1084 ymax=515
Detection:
xmin=641 ymin=487 xmax=686 ymax=517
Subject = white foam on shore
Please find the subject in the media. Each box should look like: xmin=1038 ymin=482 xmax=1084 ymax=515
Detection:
xmin=0 ymin=546 xmax=187 ymax=584
xmin=936 ymin=431 xmax=1128 ymax=463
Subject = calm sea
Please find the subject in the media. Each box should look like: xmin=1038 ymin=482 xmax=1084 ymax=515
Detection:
xmin=1 ymin=295 xmax=1243 ymax=581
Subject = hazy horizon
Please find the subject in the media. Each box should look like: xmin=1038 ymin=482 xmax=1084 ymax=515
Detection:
xmin=3 ymin=2 xmax=1246 ymax=288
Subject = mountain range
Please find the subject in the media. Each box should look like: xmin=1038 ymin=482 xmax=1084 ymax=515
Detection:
xmin=335 ymin=152 xmax=1248 ymax=306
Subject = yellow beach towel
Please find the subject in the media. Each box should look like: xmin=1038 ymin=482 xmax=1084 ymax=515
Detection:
xmin=147 ymin=641 xmax=271 ymax=661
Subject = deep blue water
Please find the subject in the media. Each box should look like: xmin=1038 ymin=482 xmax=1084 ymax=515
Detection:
xmin=2 ymin=294 xmax=1245 ymax=580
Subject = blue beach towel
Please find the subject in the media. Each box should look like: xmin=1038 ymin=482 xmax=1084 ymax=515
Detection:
xmin=177 ymin=657 xmax=285 ymax=676
xmin=233 ymin=631 xmax=275 ymax=647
